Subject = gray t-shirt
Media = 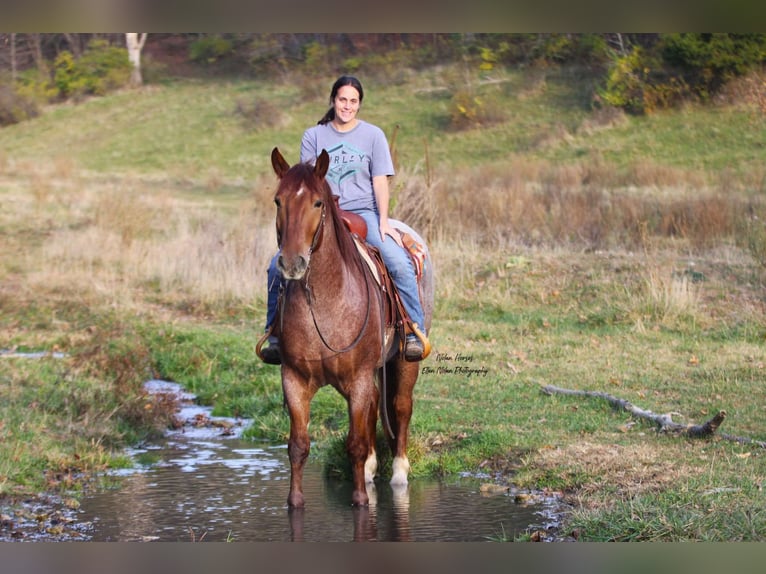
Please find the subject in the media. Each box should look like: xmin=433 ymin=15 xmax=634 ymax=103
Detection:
xmin=300 ymin=120 xmax=395 ymax=213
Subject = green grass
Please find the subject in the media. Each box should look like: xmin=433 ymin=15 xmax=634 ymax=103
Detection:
xmin=2 ymin=67 xmax=762 ymax=186
xmin=0 ymin=336 xmax=140 ymax=494
xmin=569 ymin=478 xmax=766 ymax=541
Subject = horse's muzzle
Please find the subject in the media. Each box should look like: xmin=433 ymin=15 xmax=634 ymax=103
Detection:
xmin=277 ymin=253 xmax=309 ymax=280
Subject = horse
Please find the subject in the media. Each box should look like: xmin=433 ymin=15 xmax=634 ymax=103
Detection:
xmin=263 ymin=147 xmax=433 ymax=508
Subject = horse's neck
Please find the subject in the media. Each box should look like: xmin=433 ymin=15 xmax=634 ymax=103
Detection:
xmin=306 ymin=221 xmax=363 ymax=295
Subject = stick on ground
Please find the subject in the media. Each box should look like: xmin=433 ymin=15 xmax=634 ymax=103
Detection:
xmin=540 ymin=383 xmax=766 ymax=448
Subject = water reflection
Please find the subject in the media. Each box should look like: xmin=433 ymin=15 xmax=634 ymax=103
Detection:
xmin=80 ymin=438 xmax=557 ymax=542
xmin=77 ymin=381 xmax=561 ymax=542
xmin=286 ymin=482 xmax=412 ymax=542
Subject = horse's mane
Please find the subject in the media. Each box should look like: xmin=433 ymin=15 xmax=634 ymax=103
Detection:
xmin=282 ymin=164 xmax=363 ymax=271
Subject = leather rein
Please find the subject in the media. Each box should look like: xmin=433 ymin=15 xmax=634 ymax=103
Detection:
xmin=274 ymin=199 xmax=396 ymax=440
xmin=279 ymin=202 xmax=375 ymax=357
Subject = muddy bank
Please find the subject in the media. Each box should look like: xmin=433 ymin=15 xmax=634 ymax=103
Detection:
xmin=0 ymin=493 xmax=92 ymax=542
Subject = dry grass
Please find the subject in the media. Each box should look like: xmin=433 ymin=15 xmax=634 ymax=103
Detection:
xmin=419 ymin=156 xmax=762 ymax=255
xmin=532 ymin=441 xmax=701 ymax=508
xmin=4 ymin=167 xmax=276 ymax=315
xmin=4 ymin=152 xmax=762 ymax=328
xmin=716 ymin=69 xmax=766 ymax=122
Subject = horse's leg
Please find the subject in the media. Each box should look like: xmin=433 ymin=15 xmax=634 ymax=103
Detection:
xmin=364 ymin=382 xmax=379 ymax=484
xmin=283 ymin=372 xmax=314 ymax=508
xmin=346 ymin=379 xmax=376 ymax=506
xmin=385 ymin=359 xmax=419 ymax=486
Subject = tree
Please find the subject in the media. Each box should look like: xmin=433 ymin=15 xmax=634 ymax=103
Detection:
xmin=125 ymin=33 xmax=148 ymax=86
xmin=10 ymin=33 xmax=16 ymax=81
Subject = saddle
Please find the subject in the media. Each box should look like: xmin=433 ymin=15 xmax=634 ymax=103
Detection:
xmin=335 ymin=196 xmax=368 ymax=239
xmin=336 ymin=199 xmax=429 ymax=357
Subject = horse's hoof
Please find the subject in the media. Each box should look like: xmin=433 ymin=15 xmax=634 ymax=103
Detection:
xmin=351 ymin=491 xmax=369 ymax=507
xmin=390 ymin=456 xmax=411 ymax=485
xmin=287 ymin=493 xmax=305 ymax=508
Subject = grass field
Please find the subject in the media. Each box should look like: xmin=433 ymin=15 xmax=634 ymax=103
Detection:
xmin=1 ymin=64 xmax=765 ymax=540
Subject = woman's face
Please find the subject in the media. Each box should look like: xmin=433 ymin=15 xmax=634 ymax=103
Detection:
xmin=332 ymin=85 xmax=361 ymax=128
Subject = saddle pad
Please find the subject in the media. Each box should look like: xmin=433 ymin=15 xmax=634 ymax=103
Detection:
xmin=352 ymin=236 xmax=382 ymax=285
xmin=399 ymin=231 xmax=426 ymax=280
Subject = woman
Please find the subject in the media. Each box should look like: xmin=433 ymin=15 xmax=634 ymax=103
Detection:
xmin=262 ymin=75 xmax=427 ymax=364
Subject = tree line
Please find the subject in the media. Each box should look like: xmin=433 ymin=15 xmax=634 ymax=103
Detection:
xmin=1 ymin=33 xmax=765 ymax=126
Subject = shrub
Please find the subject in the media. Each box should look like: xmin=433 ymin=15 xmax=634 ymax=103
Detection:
xmin=598 ymin=47 xmax=656 ymax=114
xmin=447 ymin=88 xmax=507 ymax=130
xmin=598 ymin=46 xmax=691 ymax=114
xmin=54 ymin=39 xmax=131 ymax=100
xmin=660 ymin=33 xmax=766 ymax=100
xmin=53 ymin=51 xmax=82 ymax=98
xmin=600 ymin=34 xmax=766 ymax=114
xmin=0 ymin=83 xmax=40 ymax=126
xmin=15 ymin=69 xmax=58 ymax=105
xmin=189 ymin=35 xmax=234 ymax=64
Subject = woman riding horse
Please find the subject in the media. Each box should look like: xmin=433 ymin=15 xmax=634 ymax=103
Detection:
xmin=262 ymin=75 xmax=429 ymax=364
xmin=263 ymin=147 xmax=433 ymax=507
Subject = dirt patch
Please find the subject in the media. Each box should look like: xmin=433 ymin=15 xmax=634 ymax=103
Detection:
xmin=532 ymin=441 xmax=699 ymax=510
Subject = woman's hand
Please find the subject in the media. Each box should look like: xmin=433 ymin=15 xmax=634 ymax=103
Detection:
xmin=379 ymin=217 xmax=403 ymax=247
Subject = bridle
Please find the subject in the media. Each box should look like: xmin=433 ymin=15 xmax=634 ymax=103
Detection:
xmin=274 ymin=186 xmax=395 ymax=439
xmin=278 ymin=199 xmax=374 ymax=357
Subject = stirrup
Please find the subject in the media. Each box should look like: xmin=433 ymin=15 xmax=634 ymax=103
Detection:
xmin=404 ymin=323 xmax=431 ymax=362
xmin=256 ymin=331 xmax=281 ymax=365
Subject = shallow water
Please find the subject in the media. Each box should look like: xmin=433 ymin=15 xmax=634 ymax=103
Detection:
xmin=77 ymin=381 xmax=562 ymax=542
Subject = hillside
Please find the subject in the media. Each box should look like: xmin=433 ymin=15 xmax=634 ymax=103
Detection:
xmin=1 ymin=66 xmax=763 ymax=189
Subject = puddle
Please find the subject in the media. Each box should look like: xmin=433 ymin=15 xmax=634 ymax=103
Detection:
xmin=75 ymin=381 xmax=565 ymax=542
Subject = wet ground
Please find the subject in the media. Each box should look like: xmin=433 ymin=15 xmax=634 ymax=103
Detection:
xmin=1 ymin=380 xmax=567 ymax=542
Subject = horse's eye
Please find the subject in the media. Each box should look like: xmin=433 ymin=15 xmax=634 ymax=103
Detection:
xmin=314 ymin=200 xmax=323 ymax=208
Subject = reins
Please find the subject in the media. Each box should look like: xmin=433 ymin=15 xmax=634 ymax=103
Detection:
xmin=283 ymin=201 xmax=374 ymax=358
xmin=302 ymin=260 xmax=373 ymax=356
xmin=284 ymin=203 xmax=396 ymax=440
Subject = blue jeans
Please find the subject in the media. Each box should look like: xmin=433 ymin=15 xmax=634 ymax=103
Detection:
xmin=265 ymin=209 xmax=425 ymax=331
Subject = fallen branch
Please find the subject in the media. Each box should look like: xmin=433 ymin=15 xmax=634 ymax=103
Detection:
xmin=540 ymin=384 xmax=766 ymax=448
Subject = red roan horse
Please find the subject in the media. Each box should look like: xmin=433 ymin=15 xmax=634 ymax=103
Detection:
xmin=266 ymin=147 xmax=433 ymax=507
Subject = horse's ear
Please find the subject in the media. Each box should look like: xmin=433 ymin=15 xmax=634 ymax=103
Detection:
xmin=315 ymin=149 xmax=329 ymax=180
xmin=271 ymin=147 xmax=290 ymax=179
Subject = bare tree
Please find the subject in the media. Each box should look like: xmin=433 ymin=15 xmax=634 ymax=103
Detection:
xmin=126 ymin=33 xmax=148 ymax=87
xmin=10 ymin=33 xmax=16 ymax=81
xmin=27 ymin=34 xmax=47 ymax=76
xmin=62 ymin=33 xmax=84 ymax=58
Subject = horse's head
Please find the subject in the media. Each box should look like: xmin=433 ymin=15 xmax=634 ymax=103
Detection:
xmin=271 ymin=147 xmax=331 ymax=280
